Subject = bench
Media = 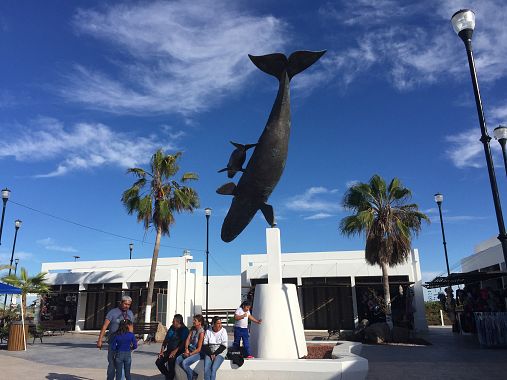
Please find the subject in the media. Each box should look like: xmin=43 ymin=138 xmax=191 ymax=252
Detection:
xmin=205 ymin=309 xmax=236 ymax=326
xmin=132 ymin=322 xmax=159 ymax=343
xmin=39 ymin=319 xmax=68 ymax=335
xmin=28 ymin=324 xmax=44 ymax=344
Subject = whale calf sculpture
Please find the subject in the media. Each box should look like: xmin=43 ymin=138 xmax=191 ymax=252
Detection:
xmin=218 ymin=141 xmax=257 ymax=178
xmin=217 ymin=50 xmax=326 ymax=242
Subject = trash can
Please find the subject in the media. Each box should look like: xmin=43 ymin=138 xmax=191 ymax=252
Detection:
xmin=7 ymin=321 xmax=27 ymax=351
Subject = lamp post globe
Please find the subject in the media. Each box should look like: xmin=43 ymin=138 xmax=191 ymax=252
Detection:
xmin=451 ymin=8 xmax=507 ymax=265
xmin=0 ymin=188 xmax=11 ymax=246
xmin=204 ymin=208 xmax=211 ymax=324
xmin=493 ymin=125 xmax=507 ymax=176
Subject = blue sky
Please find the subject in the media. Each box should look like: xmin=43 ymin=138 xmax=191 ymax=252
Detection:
xmin=1 ymin=0 xmax=507 ymax=287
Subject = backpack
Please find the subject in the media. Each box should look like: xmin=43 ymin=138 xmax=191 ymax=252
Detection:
xmin=226 ymin=349 xmax=244 ymax=367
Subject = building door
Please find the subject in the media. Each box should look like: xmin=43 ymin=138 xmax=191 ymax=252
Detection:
xmin=84 ymin=284 xmax=122 ymax=330
xmin=301 ymin=277 xmax=354 ymax=330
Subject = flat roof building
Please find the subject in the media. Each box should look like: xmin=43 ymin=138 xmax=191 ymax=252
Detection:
xmin=40 ymin=247 xmax=427 ymax=332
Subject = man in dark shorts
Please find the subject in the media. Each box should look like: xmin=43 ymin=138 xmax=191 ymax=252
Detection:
xmin=156 ymin=314 xmax=189 ymax=380
xmin=97 ymin=296 xmax=135 ymax=380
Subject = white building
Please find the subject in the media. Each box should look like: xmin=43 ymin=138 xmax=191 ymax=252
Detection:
xmin=41 ymin=256 xmax=204 ymax=330
xmin=40 ymin=247 xmax=427 ymax=332
xmin=460 ymin=236 xmax=507 ymax=289
xmin=242 ymin=249 xmax=427 ymax=332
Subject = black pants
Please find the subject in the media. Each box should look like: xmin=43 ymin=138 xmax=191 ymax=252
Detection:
xmin=155 ymin=353 xmax=177 ymax=380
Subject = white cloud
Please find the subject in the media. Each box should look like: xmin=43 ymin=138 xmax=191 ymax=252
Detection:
xmin=445 ymin=128 xmax=504 ymax=168
xmin=345 ymin=180 xmax=359 ymax=189
xmin=304 ymin=213 xmax=334 ymax=220
xmin=285 ymin=187 xmax=341 ymax=215
xmin=0 ymin=250 xmax=33 ymax=263
xmin=64 ymin=0 xmax=287 ymax=115
xmin=36 ymin=238 xmax=78 ymax=253
xmin=0 ymin=118 xmax=182 ymax=177
xmin=429 ymin=215 xmax=488 ymax=224
xmin=314 ymin=0 xmax=507 ymax=90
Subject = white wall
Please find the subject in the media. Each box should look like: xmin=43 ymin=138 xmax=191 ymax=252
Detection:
xmin=205 ymin=275 xmax=241 ymax=310
xmin=41 ymin=257 xmax=204 ymax=329
xmin=461 ymin=237 xmax=505 ymax=273
xmin=241 ymin=249 xmax=427 ymax=332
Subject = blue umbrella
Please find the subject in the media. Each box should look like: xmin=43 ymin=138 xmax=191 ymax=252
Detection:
xmin=0 ymin=282 xmax=22 ymax=294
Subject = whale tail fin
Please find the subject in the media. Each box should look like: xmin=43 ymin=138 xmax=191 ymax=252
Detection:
xmin=230 ymin=141 xmax=257 ymax=151
xmin=248 ymin=50 xmax=326 ymax=81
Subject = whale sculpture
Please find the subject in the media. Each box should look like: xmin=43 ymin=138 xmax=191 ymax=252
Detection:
xmin=217 ymin=50 xmax=326 ymax=242
xmin=218 ymin=141 xmax=257 ymax=178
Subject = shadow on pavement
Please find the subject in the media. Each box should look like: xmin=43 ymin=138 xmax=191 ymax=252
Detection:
xmin=46 ymin=373 xmax=94 ymax=380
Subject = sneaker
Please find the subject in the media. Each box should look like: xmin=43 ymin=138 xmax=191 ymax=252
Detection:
xmin=246 ymin=355 xmax=254 ymax=359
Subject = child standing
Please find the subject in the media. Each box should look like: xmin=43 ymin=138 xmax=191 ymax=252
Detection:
xmin=233 ymin=301 xmax=261 ymax=359
xmin=109 ymin=319 xmax=138 ymax=380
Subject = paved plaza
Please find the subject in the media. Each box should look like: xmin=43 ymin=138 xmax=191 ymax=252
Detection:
xmin=0 ymin=326 xmax=506 ymax=379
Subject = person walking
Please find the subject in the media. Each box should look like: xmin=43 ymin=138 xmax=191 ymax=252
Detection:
xmin=233 ymin=301 xmax=261 ymax=359
xmin=156 ymin=314 xmax=189 ymax=380
xmin=203 ymin=317 xmax=228 ymax=380
xmin=97 ymin=296 xmax=135 ymax=380
xmin=176 ymin=314 xmax=205 ymax=380
xmin=109 ymin=320 xmax=138 ymax=380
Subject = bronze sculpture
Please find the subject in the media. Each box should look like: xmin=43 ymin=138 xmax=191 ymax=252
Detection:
xmin=217 ymin=50 xmax=326 ymax=242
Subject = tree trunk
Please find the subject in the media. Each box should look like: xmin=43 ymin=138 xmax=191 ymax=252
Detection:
xmin=145 ymin=225 xmax=162 ymax=324
xmin=22 ymin=293 xmax=27 ymax=320
xmin=381 ymin=262 xmax=393 ymax=328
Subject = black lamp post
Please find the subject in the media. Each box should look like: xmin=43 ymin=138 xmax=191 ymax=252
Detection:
xmin=434 ymin=194 xmax=451 ymax=277
xmin=451 ymin=9 xmax=507 ymax=265
xmin=494 ymin=125 xmax=507 ymax=176
xmin=204 ymin=207 xmax=211 ymax=323
xmin=0 ymin=188 xmax=11 ymax=246
xmin=434 ymin=193 xmax=458 ymax=330
xmin=129 ymin=242 xmax=134 ymax=260
xmin=73 ymin=255 xmax=80 ymax=262
xmin=4 ymin=219 xmax=21 ymax=308
xmin=14 ymin=258 xmax=19 ymax=275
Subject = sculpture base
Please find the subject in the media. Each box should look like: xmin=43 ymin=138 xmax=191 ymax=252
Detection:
xmin=250 ymin=283 xmax=307 ymax=358
xmin=248 ymin=228 xmax=307 ymax=359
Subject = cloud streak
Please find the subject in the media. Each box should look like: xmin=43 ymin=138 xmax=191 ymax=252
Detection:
xmin=314 ymin=1 xmax=507 ymax=91
xmin=36 ymin=238 xmax=78 ymax=253
xmin=0 ymin=118 xmax=182 ymax=177
xmin=285 ymin=187 xmax=341 ymax=220
xmin=63 ymin=0 xmax=287 ymax=115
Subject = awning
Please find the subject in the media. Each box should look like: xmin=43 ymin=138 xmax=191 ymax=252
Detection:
xmin=0 ymin=282 xmax=22 ymax=294
xmin=423 ymin=271 xmax=507 ymax=289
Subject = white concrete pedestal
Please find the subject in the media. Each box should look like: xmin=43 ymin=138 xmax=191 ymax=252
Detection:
xmin=250 ymin=228 xmax=307 ymax=359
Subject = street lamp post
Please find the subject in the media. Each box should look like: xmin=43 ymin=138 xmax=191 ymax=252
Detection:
xmin=0 ymin=188 xmax=11 ymax=245
xmin=434 ymin=193 xmax=457 ymax=331
xmin=452 ymin=9 xmax=507 ymax=265
xmin=4 ymin=219 xmax=21 ymax=308
xmin=129 ymin=243 xmax=134 ymax=260
xmin=10 ymin=258 xmax=20 ymax=305
xmin=73 ymin=255 xmax=80 ymax=262
xmin=182 ymin=249 xmax=193 ymax=324
xmin=434 ymin=194 xmax=451 ymax=277
xmin=204 ymin=207 xmax=211 ymax=324
xmin=494 ymin=125 xmax=507 ymax=176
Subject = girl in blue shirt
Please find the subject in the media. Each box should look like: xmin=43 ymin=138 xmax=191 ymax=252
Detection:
xmin=109 ymin=319 xmax=138 ymax=380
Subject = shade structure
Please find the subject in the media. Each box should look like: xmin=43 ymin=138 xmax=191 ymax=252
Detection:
xmin=424 ymin=271 xmax=507 ymax=289
xmin=0 ymin=282 xmax=21 ymax=294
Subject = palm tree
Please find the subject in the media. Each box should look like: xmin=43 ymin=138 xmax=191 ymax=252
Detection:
xmin=339 ymin=174 xmax=429 ymax=326
xmin=2 ymin=268 xmax=49 ymax=316
xmin=122 ymin=149 xmax=199 ymax=323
